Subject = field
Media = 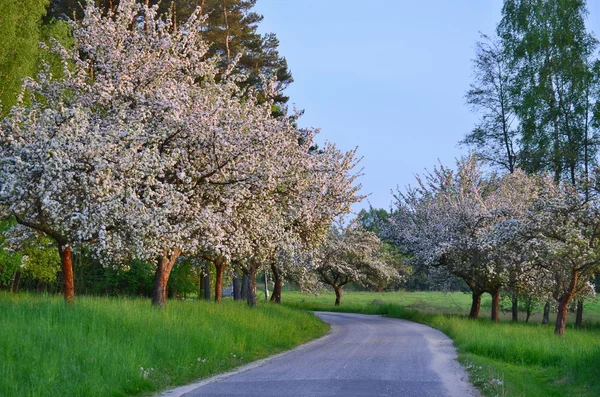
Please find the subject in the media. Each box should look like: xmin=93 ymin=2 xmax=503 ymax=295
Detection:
xmin=3 ymin=290 xmax=599 ymax=397
xmin=281 ymin=290 xmax=600 ymax=397
xmin=0 ymin=293 xmax=328 ymax=397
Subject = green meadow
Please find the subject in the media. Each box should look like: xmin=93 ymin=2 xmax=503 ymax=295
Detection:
xmin=3 ymin=290 xmax=600 ymax=397
xmin=0 ymin=293 xmax=327 ymax=397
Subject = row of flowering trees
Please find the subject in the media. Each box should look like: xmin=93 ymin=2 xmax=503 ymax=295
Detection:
xmin=384 ymin=157 xmax=600 ymax=335
xmin=0 ymin=1 xmax=370 ymax=307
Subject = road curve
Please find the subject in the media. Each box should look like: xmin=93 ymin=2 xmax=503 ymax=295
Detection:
xmin=162 ymin=312 xmax=478 ymax=397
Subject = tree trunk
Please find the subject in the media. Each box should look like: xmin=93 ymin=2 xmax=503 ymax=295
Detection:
xmin=10 ymin=270 xmax=21 ymax=293
xmin=151 ymin=248 xmax=181 ymax=307
xmin=575 ymin=299 xmax=584 ymax=328
xmin=511 ymin=293 xmax=519 ymax=322
xmin=241 ymin=273 xmax=249 ymax=299
xmin=171 ymin=1 xmax=177 ymax=30
xmin=491 ymin=289 xmax=501 ymax=323
xmin=214 ymin=259 xmax=227 ymax=303
xmin=525 ymin=297 xmax=533 ymax=323
xmin=222 ymin=0 xmax=231 ymax=60
xmin=58 ymin=243 xmax=75 ymax=305
xmin=203 ymin=263 xmax=211 ymax=301
xmin=247 ymin=263 xmax=258 ymax=307
xmin=469 ymin=291 xmax=482 ymax=319
xmin=232 ymin=268 xmax=241 ymax=301
xmin=555 ymin=296 xmax=571 ymax=336
xmin=542 ymin=301 xmax=550 ymax=325
xmin=198 ymin=271 xmax=204 ymax=299
xmin=334 ymin=285 xmax=343 ymax=306
xmin=263 ymin=268 xmax=269 ymax=301
xmin=270 ymin=263 xmax=281 ymax=303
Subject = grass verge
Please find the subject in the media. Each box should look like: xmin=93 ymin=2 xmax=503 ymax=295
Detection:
xmin=0 ymin=293 xmax=328 ymax=397
xmin=282 ymin=290 xmax=600 ymax=397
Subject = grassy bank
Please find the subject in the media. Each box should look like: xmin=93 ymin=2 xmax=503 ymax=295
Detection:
xmin=0 ymin=293 xmax=328 ymax=396
xmin=282 ymin=290 xmax=600 ymax=397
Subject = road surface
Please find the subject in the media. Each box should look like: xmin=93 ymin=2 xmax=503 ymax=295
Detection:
xmin=162 ymin=312 xmax=478 ymax=397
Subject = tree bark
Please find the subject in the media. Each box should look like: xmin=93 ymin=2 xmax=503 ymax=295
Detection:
xmin=555 ymin=296 xmax=571 ymax=336
xmin=151 ymin=248 xmax=181 ymax=307
xmin=247 ymin=263 xmax=258 ymax=307
xmin=263 ymin=268 xmax=269 ymax=301
xmin=232 ymin=267 xmax=241 ymax=301
xmin=491 ymin=288 xmax=501 ymax=323
xmin=58 ymin=243 xmax=75 ymax=304
xmin=542 ymin=301 xmax=550 ymax=325
xmin=222 ymin=0 xmax=231 ymax=60
xmin=10 ymin=270 xmax=21 ymax=293
xmin=525 ymin=297 xmax=533 ymax=323
xmin=198 ymin=271 xmax=204 ymax=299
xmin=214 ymin=259 xmax=227 ymax=303
xmin=511 ymin=293 xmax=519 ymax=322
xmin=270 ymin=263 xmax=281 ymax=303
xmin=469 ymin=291 xmax=482 ymax=319
xmin=334 ymin=285 xmax=343 ymax=306
xmin=203 ymin=263 xmax=211 ymax=301
xmin=575 ymin=299 xmax=584 ymax=328
xmin=241 ymin=273 xmax=249 ymax=299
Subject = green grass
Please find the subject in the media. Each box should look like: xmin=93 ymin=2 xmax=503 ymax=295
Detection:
xmin=282 ymin=290 xmax=600 ymax=397
xmin=0 ymin=293 xmax=328 ymax=397
xmin=5 ymin=290 xmax=600 ymax=397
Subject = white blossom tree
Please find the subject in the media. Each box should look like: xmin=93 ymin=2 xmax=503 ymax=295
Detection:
xmin=386 ymin=158 xmax=502 ymax=319
xmin=0 ymin=7 xmax=142 ymax=302
xmin=0 ymin=0 xmax=363 ymax=307
xmin=206 ymin=141 xmax=363 ymax=306
xmin=312 ymin=220 xmax=399 ymax=306
xmin=386 ymin=157 xmax=543 ymax=321
xmin=519 ymin=176 xmax=600 ymax=335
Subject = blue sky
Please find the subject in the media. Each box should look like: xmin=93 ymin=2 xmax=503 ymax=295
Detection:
xmin=254 ymin=1 xmax=600 ymax=213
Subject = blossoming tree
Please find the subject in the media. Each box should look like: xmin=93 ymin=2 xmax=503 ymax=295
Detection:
xmin=312 ymin=220 xmax=399 ymax=306
xmin=386 ymin=158 xmax=543 ymax=321
xmin=518 ymin=176 xmax=600 ymax=335
xmin=0 ymin=0 xmax=363 ymax=307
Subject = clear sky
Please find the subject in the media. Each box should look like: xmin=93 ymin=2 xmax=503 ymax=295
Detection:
xmin=254 ymin=1 xmax=600 ymax=213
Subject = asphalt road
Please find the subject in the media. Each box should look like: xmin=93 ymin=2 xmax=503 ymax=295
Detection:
xmin=162 ymin=312 xmax=478 ymax=397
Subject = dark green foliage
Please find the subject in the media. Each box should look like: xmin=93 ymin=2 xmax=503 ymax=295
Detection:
xmin=0 ymin=220 xmax=60 ymax=292
xmin=0 ymin=221 xmax=21 ymax=290
xmin=357 ymin=207 xmax=390 ymax=235
xmin=168 ymin=260 xmax=200 ymax=299
xmin=73 ymin=257 xmax=154 ymax=297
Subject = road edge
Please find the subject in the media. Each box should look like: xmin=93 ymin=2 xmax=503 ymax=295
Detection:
xmin=157 ymin=312 xmax=335 ymax=397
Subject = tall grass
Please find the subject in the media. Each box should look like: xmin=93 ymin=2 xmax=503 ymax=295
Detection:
xmin=0 ymin=293 xmax=328 ymax=396
xmin=282 ymin=290 xmax=600 ymax=397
